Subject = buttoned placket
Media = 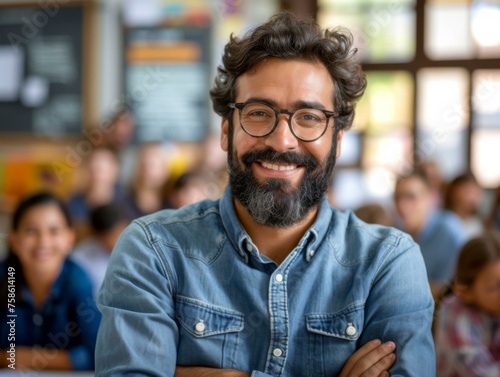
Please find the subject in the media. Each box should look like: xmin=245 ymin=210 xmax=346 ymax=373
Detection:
xmin=262 ymin=243 xmax=307 ymax=377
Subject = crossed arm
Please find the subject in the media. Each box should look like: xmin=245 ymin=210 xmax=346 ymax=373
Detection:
xmin=175 ymin=339 xmax=397 ymax=377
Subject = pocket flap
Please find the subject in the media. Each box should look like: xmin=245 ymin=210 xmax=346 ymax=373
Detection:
xmin=306 ymin=304 xmax=364 ymax=341
xmin=176 ymin=296 xmax=244 ymax=338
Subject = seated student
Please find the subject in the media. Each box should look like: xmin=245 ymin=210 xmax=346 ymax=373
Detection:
xmin=354 ymin=203 xmax=393 ymax=227
xmin=434 ymin=231 xmax=500 ymax=377
xmin=122 ymin=142 xmax=171 ymax=220
xmin=167 ymin=171 xmax=212 ymax=209
xmin=443 ymin=172 xmax=485 ymax=240
xmin=394 ymin=169 xmax=467 ymax=298
xmin=67 ymin=147 xmax=121 ymax=240
xmin=0 ymin=192 xmax=101 ymax=371
xmin=71 ymin=203 xmax=129 ymax=298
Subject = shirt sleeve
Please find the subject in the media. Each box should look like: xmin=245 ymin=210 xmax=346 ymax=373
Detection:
xmin=359 ymin=234 xmax=436 ymax=377
xmin=95 ymin=220 xmax=179 ymax=376
xmin=438 ymin=304 xmax=500 ymax=377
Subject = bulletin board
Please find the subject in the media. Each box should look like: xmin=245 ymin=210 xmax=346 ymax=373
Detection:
xmin=0 ymin=3 xmax=92 ymax=136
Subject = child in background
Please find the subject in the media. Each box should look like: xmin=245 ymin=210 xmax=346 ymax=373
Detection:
xmin=435 ymin=231 xmax=500 ymax=377
xmin=0 ymin=192 xmax=100 ymax=371
xmin=71 ymin=202 xmax=129 ymax=298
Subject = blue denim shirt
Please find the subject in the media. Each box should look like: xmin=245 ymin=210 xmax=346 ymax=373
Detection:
xmin=96 ymin=188 xmax=435 ymax=376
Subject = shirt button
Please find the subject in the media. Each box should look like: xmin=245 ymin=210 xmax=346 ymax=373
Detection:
xmin=346 ymin=324 xmax=357 ymax=336
xmin=33 ymin=314 xmax=43 ymax=326
xmin=195 ymin=321 xmax=205 ymax=333
xmin=309 ymin=249 xmax=315 ymax=257
xmin=275 ymin=274 xmax=283 ymax=282
xmin=246 ymin=243 xmax=253 ymax=252
xmin=273 ymin=348 xmax=283 ymax=357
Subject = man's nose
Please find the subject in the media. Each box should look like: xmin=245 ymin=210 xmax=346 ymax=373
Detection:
xmin=263 ymin=116 xmax=299 ymax=152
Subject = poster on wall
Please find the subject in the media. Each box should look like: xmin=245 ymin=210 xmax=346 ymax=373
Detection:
xmin=124 ymin=23 xmax=211 ymax=142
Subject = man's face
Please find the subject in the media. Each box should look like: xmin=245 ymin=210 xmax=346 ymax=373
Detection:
xmin=394 ymin=176 xmax=432 ymax=233
xmin=220 ymin=58 xmax=344 ymax=228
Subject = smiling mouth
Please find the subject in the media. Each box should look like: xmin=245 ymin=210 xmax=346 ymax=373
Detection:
xmin=260 ymin=161 xmax=299 ymax=171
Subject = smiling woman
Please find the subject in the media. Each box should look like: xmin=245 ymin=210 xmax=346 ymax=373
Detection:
xmin=0 ymin=192 xmax=100 ymax=372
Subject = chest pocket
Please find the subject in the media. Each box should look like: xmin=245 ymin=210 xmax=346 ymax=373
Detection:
xmin=306 ymin=303 xmax=365 ymax=377
xmin=175 ymin=295 xmax=244 ymax=369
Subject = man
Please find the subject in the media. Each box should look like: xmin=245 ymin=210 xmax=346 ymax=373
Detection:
xmin=394 ymin=169 xmax=466 ymax=298
xmin=96 ymin=13 xmax=435 ymax=376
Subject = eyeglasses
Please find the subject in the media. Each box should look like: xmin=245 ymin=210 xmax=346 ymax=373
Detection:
xmin=228 ymin=102 xmax=341 ymax=142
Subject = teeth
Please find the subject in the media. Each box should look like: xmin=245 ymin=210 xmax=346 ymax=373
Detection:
xmin=261 ymin=161 xmax=297 ymax=171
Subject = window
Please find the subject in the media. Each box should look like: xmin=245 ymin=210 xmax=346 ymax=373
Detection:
xmin=319 ymin=0 xmax=500 ymax=208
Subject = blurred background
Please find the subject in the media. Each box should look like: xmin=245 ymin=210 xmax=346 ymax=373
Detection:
xmin=0 ymin=0 xmax=499 ymax=247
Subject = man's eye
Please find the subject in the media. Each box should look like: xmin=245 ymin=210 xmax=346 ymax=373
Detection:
xmin=301 ymin=113 xmax=320 ymax=121
xmin=248 ymin=110 xmax=269 ymax=117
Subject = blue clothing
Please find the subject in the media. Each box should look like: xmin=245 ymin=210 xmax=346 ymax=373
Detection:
xmin=96 ymin=188 xmax=435 ymax=377
xmin=415 ymin=210 xmax=467 ymax=284
xmin=0 ymin=259 xmax=101 ymax=370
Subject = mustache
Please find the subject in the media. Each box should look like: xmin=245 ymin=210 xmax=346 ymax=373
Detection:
xmin=240 ymin=148 xmax=319 ymax=172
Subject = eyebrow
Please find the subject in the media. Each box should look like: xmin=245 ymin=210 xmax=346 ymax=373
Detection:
xmin=243 ymin=97 xmax=330 ymax=111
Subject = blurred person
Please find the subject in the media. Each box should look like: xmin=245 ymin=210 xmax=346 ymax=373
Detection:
xmin=96 ymin=13 xmax=435 ymax=376
xmin=444 ymin=172 xmax=485 ymax=240
xmin=102 ymin=108 xmax=135 ymax=152
xmin=101 ymin=108 xmax=137 ymax=186
xmin=434 ymin=231 xmax=500 ymax=377
xmin=354 ymin=203 xmax=393 ymax=227
xmin=67 ymin=147 xmax=121 ymax=240
xmin=0 ymin=192 xmax=100 ymax=371
xmin=167 ymin=171 xmax=212 ymax=209
xmin=420 ymin=160 xmax=445 ymax=208
xmin=71 ymin=203 xmax=129 ymax=298
xmin=122 ymin=142 xmax=171 ymax=220
xmin=394 ymin=169 xmax=467 ymax=297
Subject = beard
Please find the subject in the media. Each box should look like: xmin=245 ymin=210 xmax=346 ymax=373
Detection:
xmin=227 ymin=124 xmax=339 ymax=228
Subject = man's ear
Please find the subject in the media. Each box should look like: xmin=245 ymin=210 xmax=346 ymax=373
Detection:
xmin=335 ymin=129 xmax=344 ymax=159
xmin=221 ymin=118 xmax=229 ymax=152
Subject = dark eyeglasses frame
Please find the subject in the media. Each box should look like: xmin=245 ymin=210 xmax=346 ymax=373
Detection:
xmin=228 ymin=102 xmax=342 ymax=142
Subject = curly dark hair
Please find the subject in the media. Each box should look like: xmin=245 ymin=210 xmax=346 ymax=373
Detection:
xmin=210 ymin=11 xmax=367 ymax=131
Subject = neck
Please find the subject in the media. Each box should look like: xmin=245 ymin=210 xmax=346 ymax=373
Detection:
xmin=23 ymin=266 xmax=61 ymax=309
xmin=86 ymin=185 xmax=114 ymax=206
xmin=233 ymin=199 xmax=318 ymax=264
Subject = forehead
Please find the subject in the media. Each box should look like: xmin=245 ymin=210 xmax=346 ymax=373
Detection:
xmin=235 ymin=58 xmax=334 ymax=106
xmin=396 ymin=176 xmax=429 ymax=193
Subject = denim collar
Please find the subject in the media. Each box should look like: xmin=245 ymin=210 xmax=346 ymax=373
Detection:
xmin=219 ymin=187 xmax=333 ymax=264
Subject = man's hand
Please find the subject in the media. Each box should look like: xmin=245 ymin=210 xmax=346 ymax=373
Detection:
xmin=339 ymin=339 xmax=396 ymax=377
xmin=175 ymin=340 xmax=395 ymax=377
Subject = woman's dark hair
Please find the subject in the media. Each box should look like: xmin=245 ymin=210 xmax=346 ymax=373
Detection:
xmin=210 ymin=11 xmax=367 ymax=132
xmin=438 ymin=231 xmax=500 ymax=301
xmin=433 ymin=231 xmax=500 ymax=335
xmin=1 ymin=192 xmax=72 ymax=307
xmin=11 ymin=191 xmax=72 ymax=231
xmin=454 ymin=231 xmax=500 ymax=288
